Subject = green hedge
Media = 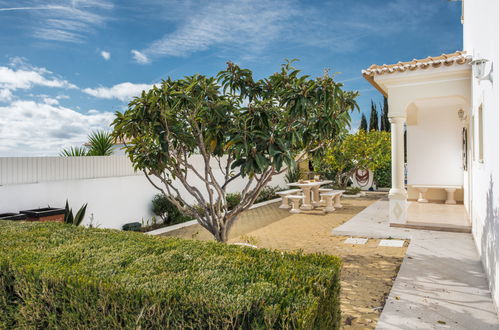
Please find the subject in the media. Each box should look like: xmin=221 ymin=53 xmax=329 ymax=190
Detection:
xmin=0 ymin=221 xmax=341 ymax=329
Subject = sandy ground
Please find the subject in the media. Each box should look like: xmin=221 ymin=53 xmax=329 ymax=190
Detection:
xmin=162 ymin=194 xmax=407 ymax=329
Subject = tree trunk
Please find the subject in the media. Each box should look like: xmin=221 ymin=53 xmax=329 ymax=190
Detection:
xmin=212 ymin=215 xmax=237 ymax=243
xmin=214 ymin=226 xmax=229 ymax=242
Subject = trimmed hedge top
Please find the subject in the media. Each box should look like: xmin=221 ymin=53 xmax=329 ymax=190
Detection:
xmin=0 ymin=221 xmax=341 ymax=329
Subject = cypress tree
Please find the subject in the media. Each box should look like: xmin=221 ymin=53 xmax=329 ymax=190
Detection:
xmin=381 ymin=96 xmax=390 ymax=132
xmin=359 ymin=113 xmax=368 ymax=131
xmin=368 ymin=100 xmax=379 ymax=131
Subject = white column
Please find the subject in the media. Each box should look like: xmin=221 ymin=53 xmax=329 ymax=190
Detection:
xmin=389 ymin=116 xmax=407 ymax=224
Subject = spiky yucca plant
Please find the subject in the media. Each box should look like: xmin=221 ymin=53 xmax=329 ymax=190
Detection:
xmin=59 ymin=146 xmax=88 ymax=157
xmin=87 ymin=130 xmax=114 ymax=156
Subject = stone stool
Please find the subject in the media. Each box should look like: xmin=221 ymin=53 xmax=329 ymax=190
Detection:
xmin=332 ymin=191 xmax=344 ymax=208
xmin=318 ymin=188 xmax=334 ymax=205
xmin=321 ymin=192 xmax=336 ymax=213
xmin=276 ymin=189 xmax=301 ymax=209
xmin=288 ymin=195 xmax=304 ymax=214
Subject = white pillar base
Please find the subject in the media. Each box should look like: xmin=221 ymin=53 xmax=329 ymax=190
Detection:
xmin=389 ymin=190 xmax=408 ymax=224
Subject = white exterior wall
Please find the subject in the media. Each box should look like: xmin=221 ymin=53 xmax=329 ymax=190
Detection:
xmin=464 ymin=0 xmax=499 ymax=309
xmin=407 ymin=105 xmax=464 ymax=186
xmin=0 ymin=156 xmax=286 ymax=229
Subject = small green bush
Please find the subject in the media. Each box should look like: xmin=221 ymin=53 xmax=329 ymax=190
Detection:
xmin=255 ymin=186 xmax=280 ymax=204
xmin=285 ymin=166 xmax=301 ymax=183
xmin=0 ymin=221 xmax=342 ymax=329
xmin=151 ymin=194 xmax=188 ymax=225
xmin=226 ymin=192 xmax=242 ymax=210
xmin=344 ymin=186 xmax=361 ymax=195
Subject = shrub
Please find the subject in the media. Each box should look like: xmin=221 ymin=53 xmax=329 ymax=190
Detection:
xmin=0 ymin=221 xmax=342 ymax=329
xmin=344 ymin=187 xmax=361 ymax=195
xmin=151 ymin=194 xmax=185 ymax=225
xmin=225 ymin=193 xmax=242 ymax=210
xmin=255 ymin=186 xmax=280 ymax=204
xmin=374 ymin=163 xmax=391 ymax=188
xmin=285 ymin=166 xmax=301 ymax=183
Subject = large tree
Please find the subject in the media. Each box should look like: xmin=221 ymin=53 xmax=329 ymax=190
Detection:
xmin=112 ymin=61 xmax=358 ymax=242
xmin=368 ymin=100 xmax=379 ymax=131
xmin=359 ymin=113 xmax=368 ymax=131
xmin=380 ymin=96 xmax=390 ymax=132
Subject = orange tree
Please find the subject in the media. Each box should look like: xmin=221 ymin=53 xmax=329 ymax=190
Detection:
xmin=112 ymin=61 xmax=358 ymax=242
xmin=314 ymin=130 xmax=390 ymax=188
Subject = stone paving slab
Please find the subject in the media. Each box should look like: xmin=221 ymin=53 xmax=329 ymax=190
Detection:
xmin=344 ymin=237 xmax=368 ymax=244
xmin=378 ymin=239 xmax=405 ymax=247
xmin=333 ymin=199 xmax=499 ymax=329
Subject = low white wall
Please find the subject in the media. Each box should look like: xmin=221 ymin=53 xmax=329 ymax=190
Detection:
xmin=0 ymin=156 xmax=287 ymax=229
xmin=0 ymin=175 xmax=157 ymax=229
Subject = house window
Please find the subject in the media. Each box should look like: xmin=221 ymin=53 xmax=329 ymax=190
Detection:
xmin=478 ymin=104 xmax=484 ymax=162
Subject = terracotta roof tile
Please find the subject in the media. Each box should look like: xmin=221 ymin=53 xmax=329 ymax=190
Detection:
xmin=362 ymin=51 xmax=471 ymax=77
xmin=362 ymin=51 xmax=472 ymax=96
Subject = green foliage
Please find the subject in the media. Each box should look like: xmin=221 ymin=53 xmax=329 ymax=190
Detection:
xmin=316 ymin=130 xmax=391 ymax=188
xmin=255 ymin=186 xmax=280 ymax=204
xmin=368 ymin=100 xmax=379 ymax=131
xmin=380 ymin=97 xmax=390 ymax=132
xmin=59 ymin=146 xmax=88 ymax=157
xmin=225 ymin=193 xmax=242 ymax=210
xmin=111 ymin=60 xmax=358 ymax=242
xmin=87 ymin=130 xmax=114 ymax=156
xmin=151 ymin=194 xmax=188 ymax=225
xmin=374 ymin=162 xmax=391 ymax=188
xmin=344 ymin=187 xmax=361 ymax=195
xmin=0 ymin=222 xmax=342 ymax=329
xmin=59 ymin=130 xmax=114 ymax=157
xmin=63 ymin=200 xmax=87 ymax=226
xmin=359 ymin=113 xmax=368 ymax=131
xmin=285 ymin=166 xmax=301 ymax=183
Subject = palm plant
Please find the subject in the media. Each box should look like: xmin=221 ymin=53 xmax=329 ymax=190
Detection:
xmin=59 ymin=130 xmax=114 ymax=157
xmin=87 ymin=130 xmax=114 ymax=156
xmin=59 ymin=146 xmax=88 ymax=157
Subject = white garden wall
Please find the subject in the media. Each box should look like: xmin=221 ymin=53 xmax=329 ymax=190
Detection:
xmin=0 ymin=156 xmax=286 ymax=229
xmin=464 ymin=0 xmax=499 ymax=310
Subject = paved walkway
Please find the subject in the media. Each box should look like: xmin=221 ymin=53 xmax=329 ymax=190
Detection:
xmin=333 ymin=199 xmax=499 ymax=330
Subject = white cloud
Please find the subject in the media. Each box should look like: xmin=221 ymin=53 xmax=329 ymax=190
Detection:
xmin=1 ymin=1 xmax=113 ymax=43
xmin=131 ymin=50 xmax=150 ymax=64
xmin=132 ymin=0 xmax=299 ymax=63
xmin=0 ymin=100 xmax=114 ymax=156
xmin=0 ymin=66 xmax=77 ymax=91
xmin=100 ymin=50 xmax=111 ymax=60
xmin=83 ymin=82 xmax=153 ymax=102
xmin=42 ymin=97 xmax=59 ymax=105
xmin=0 ymin=89 xmax=13 ymax=102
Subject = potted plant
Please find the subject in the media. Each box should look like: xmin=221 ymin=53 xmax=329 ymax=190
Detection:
xmin=20 ymin=207 xmax=65 ymax=222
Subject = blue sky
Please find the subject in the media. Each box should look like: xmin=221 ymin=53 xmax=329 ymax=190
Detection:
xmin=0 ymin=0 xmax=462 ymax=156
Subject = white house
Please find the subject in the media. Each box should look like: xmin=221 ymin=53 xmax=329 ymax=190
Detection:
xmin=362 ymin=0 xmax=499 ymax=308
